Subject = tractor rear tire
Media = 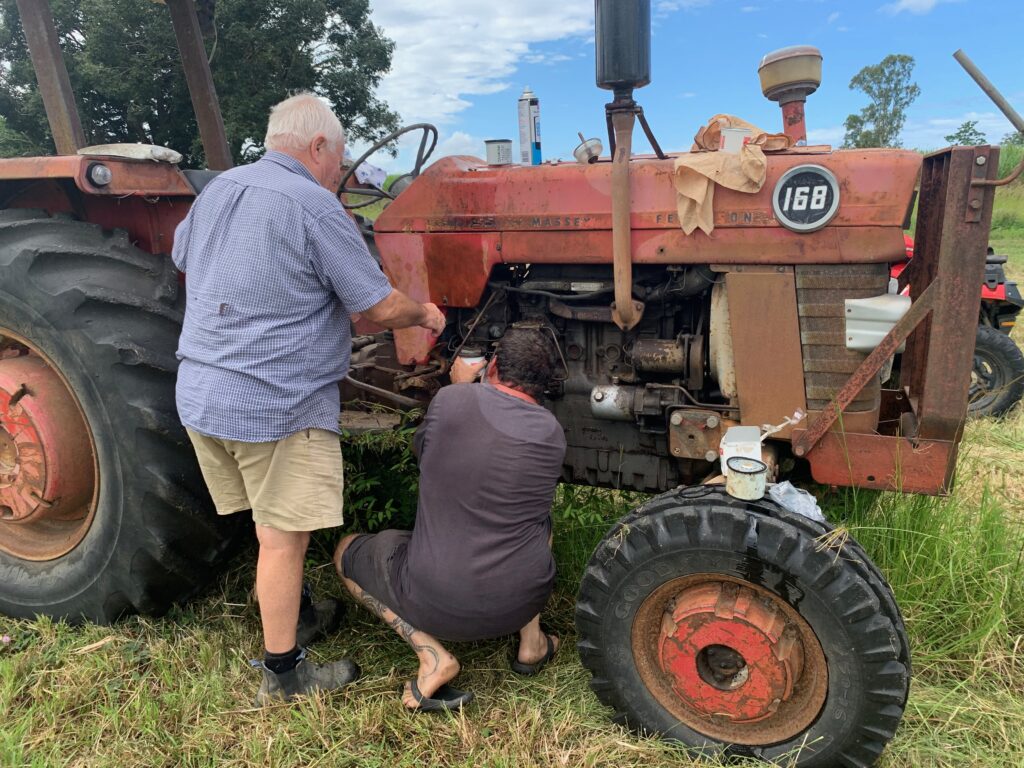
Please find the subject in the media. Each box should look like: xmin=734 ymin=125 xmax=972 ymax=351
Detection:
xmin=0 ymin=210 xmax=242 ymax=623
xmin=968 ymin=325 xmax=1024 ymax=418
xmin=576 ymin=485 xmax=909 ymax=767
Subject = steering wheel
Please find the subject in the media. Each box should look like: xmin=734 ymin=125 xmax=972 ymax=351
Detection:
xmin=340 ymin=123 xmax=438 ymax=210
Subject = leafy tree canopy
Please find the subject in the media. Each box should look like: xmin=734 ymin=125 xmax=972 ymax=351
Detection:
xmin=944 ymin=120 xmax=987 ymax=146
xmin=1002 ymin=130 xmax=1024 ymax=146
xmin=0 ymin=0 xmax=400 ymax=165
xmin=842 ymin=54 xmax=920 ymax=149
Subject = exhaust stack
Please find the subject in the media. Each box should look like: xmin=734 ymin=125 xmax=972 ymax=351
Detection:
xmin=595 ymin=0 xmax=655 ymax=331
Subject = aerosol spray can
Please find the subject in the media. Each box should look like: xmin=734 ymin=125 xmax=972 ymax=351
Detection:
xmin=518 ymin=86 xmax=542 ymax=165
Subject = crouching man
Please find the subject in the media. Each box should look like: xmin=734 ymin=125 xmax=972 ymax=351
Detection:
xmin=334 ymin=327 xmax=567 ymax=711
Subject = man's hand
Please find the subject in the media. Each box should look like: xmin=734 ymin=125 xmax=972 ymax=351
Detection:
xmin=450 ymin=356 xmax=487 ymax=384
xmin=363 ymin=290 xmax=446 ymax=334
xmin=419 ymin=303 xmax=446 ymax=335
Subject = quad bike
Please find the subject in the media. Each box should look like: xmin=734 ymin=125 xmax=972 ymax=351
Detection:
xmin=892 ymin=236 xmax=1024 ymax=417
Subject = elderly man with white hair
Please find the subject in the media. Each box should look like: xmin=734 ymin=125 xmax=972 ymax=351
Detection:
xmin=172 ymin=93 xmax=445 ymax=705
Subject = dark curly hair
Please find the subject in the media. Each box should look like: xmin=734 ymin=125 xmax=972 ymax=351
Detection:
xmin=494 ymin=327 xmax=558 ymax=401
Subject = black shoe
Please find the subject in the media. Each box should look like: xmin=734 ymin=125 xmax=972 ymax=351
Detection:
xmin=296 ymin=584 xmax=346 ymax=648
xmin=255 ymin=651 xmax=360 ymax=706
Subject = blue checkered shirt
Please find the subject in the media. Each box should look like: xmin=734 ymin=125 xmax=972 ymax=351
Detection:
xmin=172 ymin=151 xmax=393 ymax=442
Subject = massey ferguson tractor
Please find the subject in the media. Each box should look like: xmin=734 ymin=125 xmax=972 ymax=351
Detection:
xmin=1 ymin=0 xmax=1021 ymax=765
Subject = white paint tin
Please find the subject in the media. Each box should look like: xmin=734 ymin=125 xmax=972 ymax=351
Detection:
xmin=725 ymin=456 xmax=768 ymax=501
xmin=485 ymin=139 xmax=513 ymax=166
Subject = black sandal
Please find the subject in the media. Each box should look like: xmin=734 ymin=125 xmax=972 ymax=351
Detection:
xmin=511 ymin=632 xmax=558 ymax=676
xmin=403 ymin=679 xmax=474 ymax=712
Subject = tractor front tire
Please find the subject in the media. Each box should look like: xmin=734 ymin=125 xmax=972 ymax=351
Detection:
xmin=0 ymin=210 xmax=241 ymax=623
xmin=968 ymin=325 xmax=1024 ymax=418
xmin=576 ymin=486 xmax=909 ymax=767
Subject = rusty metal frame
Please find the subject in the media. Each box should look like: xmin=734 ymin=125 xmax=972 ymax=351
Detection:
xmin=13 ymin=0 xmax=86 ymax=155
xmin=165 ymin=0 xmax=233 ymax=170
xmin=793 ymin=146 xmax=998 ymax=491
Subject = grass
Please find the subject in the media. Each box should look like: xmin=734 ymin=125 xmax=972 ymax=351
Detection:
xmin=3 ymin=181 xmax=1024 ymax=768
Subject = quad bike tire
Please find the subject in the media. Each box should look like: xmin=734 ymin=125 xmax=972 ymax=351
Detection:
xmin=576 ymin=485 xmax=910 ymax=767
xmin=0 ymin=209 xmax=241 ymax=623
xmin=968 ymin=325 xmax=1024 ymax=418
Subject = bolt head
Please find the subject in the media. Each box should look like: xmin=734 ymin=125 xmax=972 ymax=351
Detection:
xmin=976 ymin=155 xmax=987 ymax=165
xmin=706 ymin=414 xmax=720 ymax=429
xmin=705 ymin=450 xmax=718 ymax=463
xmin=593 ymin=391 xmax=605 ymax=402
xmin=670 ymin=412 xmax=683 ymax=426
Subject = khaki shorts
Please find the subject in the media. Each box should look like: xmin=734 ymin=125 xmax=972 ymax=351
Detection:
xmin=186 ymin=428 xmax=344 ymax=532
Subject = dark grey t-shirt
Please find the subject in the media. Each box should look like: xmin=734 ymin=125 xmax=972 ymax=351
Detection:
xmin=392 ymin=383 xmax=567 ymax=641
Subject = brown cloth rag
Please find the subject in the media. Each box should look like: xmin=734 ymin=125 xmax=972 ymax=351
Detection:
xmin=672 ymin=115 xmax=793 ymax=235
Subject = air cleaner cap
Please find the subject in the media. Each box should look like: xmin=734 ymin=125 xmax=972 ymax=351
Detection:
xmin=758 ymin=45 xmax=822 ymax=103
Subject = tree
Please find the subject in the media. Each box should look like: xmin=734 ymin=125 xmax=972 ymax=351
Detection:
xmin=1003 ymin=130 xmax=1024 ymax=146
xmin=944 ymin=120 xmax=987 ymax=146
xmin=842 ymin=54 xmax=920 ymax=149
xmin=0 ymin=0 xmax=400 ymax=165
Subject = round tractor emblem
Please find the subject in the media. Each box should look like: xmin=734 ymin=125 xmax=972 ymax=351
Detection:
xmin=772 ymin=164 xmax=840 ymax=232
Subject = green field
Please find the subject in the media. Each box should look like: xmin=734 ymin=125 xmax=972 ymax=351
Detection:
xmin=2 ymin=182 xmax=1024 ymax=768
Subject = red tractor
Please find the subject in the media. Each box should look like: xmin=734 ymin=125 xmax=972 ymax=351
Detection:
xmin=1 ymin=1 xmax=1019 ymax=765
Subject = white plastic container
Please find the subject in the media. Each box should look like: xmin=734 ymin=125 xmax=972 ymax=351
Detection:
xmin=720 ymin=127 xmax=752 ymax=154
xmin=485 ymin=139 xmax=513 ymax=165
xmin=720 ymin=425 xmax=762 ymax=476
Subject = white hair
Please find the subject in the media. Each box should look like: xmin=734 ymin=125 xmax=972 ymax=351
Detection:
xmin=264 ymin=92 xmax=345 ymax=152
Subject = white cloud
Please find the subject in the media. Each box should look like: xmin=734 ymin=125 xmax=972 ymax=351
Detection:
xmin=741 ymin=5 xmax=760 ymax=12
xmin=900 ymin=111 xmax=1014 ymax=149
xmin=369 ymin=2 xmax=594 ymax=127
xmin=827 ymin=11 xmax=840 ymax=23
xmin=881 ymin=0 xmax=962 ymax=15
xmin=656 ymin=0 xmax=711 ymax=13
xmin=679 ymin=91 xmax=697 ymax=99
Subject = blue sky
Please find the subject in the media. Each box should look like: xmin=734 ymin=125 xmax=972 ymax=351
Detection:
xmin=360 ymin=0 xmax=1022 ymax=169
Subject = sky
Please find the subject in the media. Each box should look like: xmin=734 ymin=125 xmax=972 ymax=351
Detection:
xmin=354 ymin=0 xmax=1024 ymax=171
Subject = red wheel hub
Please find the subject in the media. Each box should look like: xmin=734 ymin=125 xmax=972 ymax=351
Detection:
xmin=0 ymin=353 xmax=95 ymax=559
xmin=632 ymin=574 xmax=828 ymax=745
xmin=658 ymin=582 xmax=803 ymax=723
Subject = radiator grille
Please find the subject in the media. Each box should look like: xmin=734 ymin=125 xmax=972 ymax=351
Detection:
xmin=795 ymin=264 xmax=890 ymax=413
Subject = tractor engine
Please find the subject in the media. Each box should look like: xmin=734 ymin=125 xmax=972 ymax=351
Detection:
xmin=447 ymin=263 xmax=715 ymax=491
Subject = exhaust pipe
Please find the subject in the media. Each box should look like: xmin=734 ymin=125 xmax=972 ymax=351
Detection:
xmin=596 ymin=0 xmax=651 ymax=331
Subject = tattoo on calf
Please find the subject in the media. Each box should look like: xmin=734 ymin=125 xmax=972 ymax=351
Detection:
xmin=352 ymin=582 xmax=440 ymax=675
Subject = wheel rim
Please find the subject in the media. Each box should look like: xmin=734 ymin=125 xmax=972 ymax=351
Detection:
xmin=968 ymin=348 xmax=1005 ymax=412
xmin=632 ymin=573 xmax=828 ymax=745
xmin=0 ymin=331 xmax=98 ymax=561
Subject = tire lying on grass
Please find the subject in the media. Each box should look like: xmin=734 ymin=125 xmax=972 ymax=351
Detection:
xmin=0 ymin=210 xmax=242 ymax=623
xmin=576 ymin=485 xmax=910 ymax=768
xmin=968 ymin=324 xmax=1024 ymax=418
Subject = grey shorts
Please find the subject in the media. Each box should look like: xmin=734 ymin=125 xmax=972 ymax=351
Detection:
xmin=341 ymin=529 xmax=412 ymax=609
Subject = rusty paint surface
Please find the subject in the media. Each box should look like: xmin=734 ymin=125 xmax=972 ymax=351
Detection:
xmin=798 ymin=430 xmax=955 ymax=494
xmin=0 ymin=351 xmax=96 ymax=561
xmin=376 ymin=232 xmax=504 ymax=364
xmin=780 ymin=100 xmax=807 ymax=145
xmin=166 ymin=0 xmax=233 ymax=170
xmin=632 ymin=573 xmax=828 ymax=745
xmin=903 ymin=147 xmax=997 ymax=441
xmin=375 ymin=151 xmax=921 ymax=235
xmin=725 ymin=269 xmax=808 ymax=440
xmin=14 ymin=0 xmax=85 ymax=154
xmin=0 ymin=155 xmax=195 ymax=197
xmin=668 ymin=409 xmax=722 ymax=461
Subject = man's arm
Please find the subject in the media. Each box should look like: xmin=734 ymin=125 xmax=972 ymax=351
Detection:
xmin=362 ymin=290 xmax=446 ymax=334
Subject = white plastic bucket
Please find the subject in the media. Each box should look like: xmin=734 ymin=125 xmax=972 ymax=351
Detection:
xmin=720 ymin=127 xmax=752 ymax=154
